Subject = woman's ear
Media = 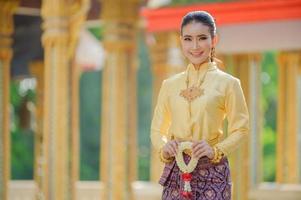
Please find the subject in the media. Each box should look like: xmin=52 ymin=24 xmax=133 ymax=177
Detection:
xmin=212 ymin=35 xmax=218 ymax=47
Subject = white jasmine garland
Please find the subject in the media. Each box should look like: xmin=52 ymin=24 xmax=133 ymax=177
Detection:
xmin=175 ymin=142 xmax=198 ymax=173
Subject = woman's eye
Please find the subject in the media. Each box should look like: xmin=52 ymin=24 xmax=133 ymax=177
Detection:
xmin=184 ymin=38 xmax=191 ymax=41
xmin=199 ymin=37 xmax=207 ymax=40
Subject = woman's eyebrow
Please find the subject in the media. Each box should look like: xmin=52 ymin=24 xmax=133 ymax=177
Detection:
xmin=183 ymin=34 xmax=208 ymax=37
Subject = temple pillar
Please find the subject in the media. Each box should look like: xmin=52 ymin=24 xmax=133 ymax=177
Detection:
xmin=100 ymin=0 xmax=139 ymax=199
xmin=149 ymin=32 xmax=170 ymax=182
xmin=70 ymin=62 xmax=80 ymax=200
xmin=248 ymin=55 xmax=263 ymax=188
xmin=276 ymin=51 xmax=301 ymax=183
xmin=41 ymin=1 xmax=70 ymax=197
xmin=68 ymin=2 xmax=89 ymax=199
xmin=230 ymin=54 xmax=262 ymax=200
xmin=29 ymin=61 xmax=45 ymax=200
xmin=0 ymin=1 xmax=19 ymax=199
xmin=41 ymin=0 xmax=89 ymax=199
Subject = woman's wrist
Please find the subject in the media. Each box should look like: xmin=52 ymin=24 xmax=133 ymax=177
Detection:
xmin=208 ymin=146 xmax=215 ymax=159
xmin=210 ymin=146 xmax=224 ymax=163
xmin=159 ymin=148 xmax=174 ymax=163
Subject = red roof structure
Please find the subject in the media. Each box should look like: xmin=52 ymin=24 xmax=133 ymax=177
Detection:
xmin=141 ymin=0 xmax=301 ymax=32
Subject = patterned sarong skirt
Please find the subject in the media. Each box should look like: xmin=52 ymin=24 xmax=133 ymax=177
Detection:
xmin=159 ymin=155 xmax=231 ymax=200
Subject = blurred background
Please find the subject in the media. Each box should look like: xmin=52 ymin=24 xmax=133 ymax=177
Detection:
xmin=1 ymin=0 xmax=301 ymax=199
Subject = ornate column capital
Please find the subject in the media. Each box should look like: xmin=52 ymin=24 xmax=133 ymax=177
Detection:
xmin=41 ymin=0 xmax=90 ymax=56
xmin=101 ymin=0 xmax=139 ymax=52
xmin=0 ymin=0 xmax=19 ymax=60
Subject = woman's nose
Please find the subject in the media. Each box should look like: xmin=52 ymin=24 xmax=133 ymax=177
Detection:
xmin=192 ymin=39 xmax=199 ymax=49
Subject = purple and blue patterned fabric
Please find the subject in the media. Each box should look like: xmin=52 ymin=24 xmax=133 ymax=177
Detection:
xmin=159 ymin=155 xmax=231 ymax=200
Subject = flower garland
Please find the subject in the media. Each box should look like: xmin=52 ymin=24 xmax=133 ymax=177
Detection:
xmin=175 ymin=142 xmax=198 ymax=198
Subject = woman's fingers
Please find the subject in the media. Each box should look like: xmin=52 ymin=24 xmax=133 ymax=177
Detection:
xmin=170 ymin=140 xmax=179 ymax=156
xmin=167 ymin=145 xmax=176 ymax=156
xmin=163 ymin=140 xmax=179 ymax=157
xmin=192 ymin=140 xmax=213 ymax=159
xmin=192 ymin=141 xmax=206 ymax=153
xmin=193 ymin=146 xmax=207 ymax=158
xmin=163 ymin=140 xmax=214 ymax=159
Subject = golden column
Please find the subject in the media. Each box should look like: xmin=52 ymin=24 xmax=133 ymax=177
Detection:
xmin=229 ymin=54 xmax=261 ymax=200
xmin=247 ymin=55 xmax=262 ymax=188
xmin=69 ymin=61 xmax=80 ymax=200
xmin=41 ymin=0 xmax=70 ymax=197
xmin=276 ymin=51 xmax=300 ymax=183
xmin=68 ymin=1 xmax=90 ymax=199
xmin=0 ymin=1 xmax=19 ymax=199
xmin=148 ymin=32 xmax=170 ymax=182
xmin=29 ymin=61 xmax=45 ymax=200
xmin=41 ymin=0 xmax=89 ymax=199
xmin=100 ymin=0 xmax=139 ymax=199
xmin=149 ymin=32 xmax=169 ymax=182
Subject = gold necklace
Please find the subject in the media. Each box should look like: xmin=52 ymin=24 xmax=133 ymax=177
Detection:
xmin=177 ymin=62 xmax=211 ymax=198
xmin=180 ymin=64 xmax=209 ymax=102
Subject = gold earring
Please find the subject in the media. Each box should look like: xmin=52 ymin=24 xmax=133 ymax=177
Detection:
xmin=210 ymin=47 xmax=215 ymax=62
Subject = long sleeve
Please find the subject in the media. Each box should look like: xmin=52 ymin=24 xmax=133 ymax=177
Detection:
xmin=150 ymin=80 xmax=171 ymax=151
xmin=215 ymin=78 xmax=249 ymax=155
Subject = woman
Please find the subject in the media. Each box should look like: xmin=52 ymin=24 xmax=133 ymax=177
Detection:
xmin=151 ymin=11 xmax=249 ymax=200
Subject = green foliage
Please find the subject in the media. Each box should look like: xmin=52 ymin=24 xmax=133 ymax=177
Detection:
xmin=261 ymin=52 xmax=278 ymax=182
xmin=262 ymin=126 xmax=276 ymax=181
xmin=137 ymin=33 xmax=153 ymax=180
xmin=89 ymin=27 xmax=104 ymax=40
xmin=11 ymin=128 xmax=34 ymax=180
xmin=10 ymin=80 xmax=35 ymax=180
xmin=79 ymin=71 xmax=101 ymax=180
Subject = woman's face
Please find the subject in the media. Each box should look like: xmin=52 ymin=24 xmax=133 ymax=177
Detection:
xmin=180 ymin=22 xmax=216 ymax=66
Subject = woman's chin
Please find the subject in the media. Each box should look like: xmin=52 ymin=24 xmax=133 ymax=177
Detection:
xmin=190 ymin=60 xmax=208 ymax=66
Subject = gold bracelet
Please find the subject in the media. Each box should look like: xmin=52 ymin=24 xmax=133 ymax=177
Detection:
xmin=159 ymin=148 xmax=174 ymax=163
xmin=211 ymin=146 xmax=224 ymax=164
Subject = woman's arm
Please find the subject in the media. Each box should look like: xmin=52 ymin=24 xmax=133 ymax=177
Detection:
xmin=215 ymin=78 xmax=250 ymax=156
xmin=150 ymin=80 xmax=171 ymax=151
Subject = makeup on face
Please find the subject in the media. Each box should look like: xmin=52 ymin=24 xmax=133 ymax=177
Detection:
xmin=180 ymin=22 xmax=214 ymax=69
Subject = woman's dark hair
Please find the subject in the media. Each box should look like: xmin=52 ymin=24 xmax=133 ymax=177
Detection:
xmin=180 ymin=11 xmax=216 ymax=38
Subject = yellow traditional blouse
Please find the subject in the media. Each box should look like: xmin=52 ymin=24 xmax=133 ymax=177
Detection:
xmin=150 ymin=61 xmax=249 ymax=156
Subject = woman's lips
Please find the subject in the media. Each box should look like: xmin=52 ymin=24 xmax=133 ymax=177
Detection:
xmin=190 ymin=51 xmax=203 ymax=57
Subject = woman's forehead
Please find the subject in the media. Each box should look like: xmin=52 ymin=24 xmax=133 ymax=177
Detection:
xmin=182 ymin=22 xmax=210 ymax=35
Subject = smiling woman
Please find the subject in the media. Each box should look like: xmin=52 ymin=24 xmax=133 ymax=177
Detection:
xmin=150 ymin=11 xmax=249 ymax=200
xmin=180 ymin=11 xmax=217 ymax=68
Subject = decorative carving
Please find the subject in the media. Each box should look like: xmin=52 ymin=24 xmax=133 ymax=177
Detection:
xmin=100 ymin=1 xmax=139 ymax=199
xmin=40 ymin=0 xmax=89 ymax=199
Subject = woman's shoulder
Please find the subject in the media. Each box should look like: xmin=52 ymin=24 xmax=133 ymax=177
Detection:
xmin=163 ymin=71 xmax=186 ymax=86
xmin=214 ymin=67 xmax=240 ymax=84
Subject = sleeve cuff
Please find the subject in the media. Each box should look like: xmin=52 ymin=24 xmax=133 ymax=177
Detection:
xmin=210 ymin=146 xmax=225 ymax=164
xmin=159 ymin=148 xmax=174 ymax=163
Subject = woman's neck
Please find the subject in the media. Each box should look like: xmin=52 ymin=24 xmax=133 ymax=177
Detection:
xmin=192 ymin=61 xmax=206 ymax=70
xmin=192 ymin=58 xmax=210 ymax=70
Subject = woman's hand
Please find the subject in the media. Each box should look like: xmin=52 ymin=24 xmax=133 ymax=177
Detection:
xmin=192 ymin=140 xmax=214 ymax=159
xmin=162 ymin=140 xmax=179 ymax=160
